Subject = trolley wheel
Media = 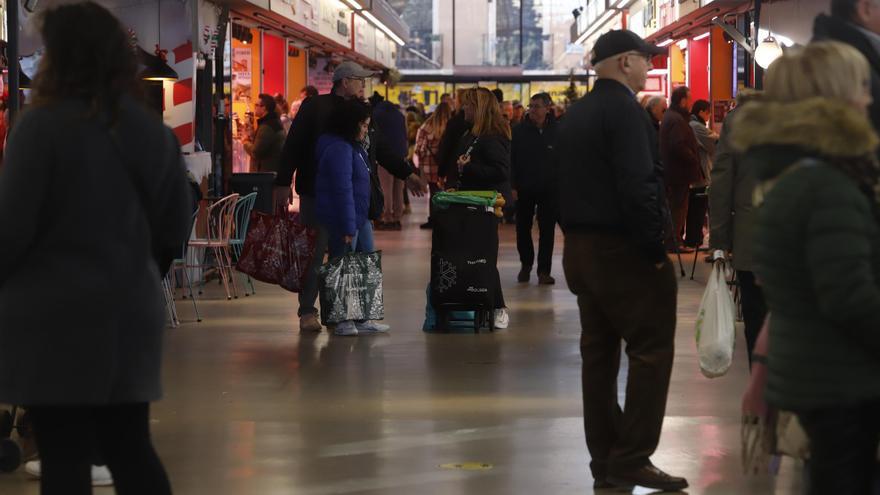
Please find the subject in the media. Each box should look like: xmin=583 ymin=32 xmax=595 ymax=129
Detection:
xmin=0 ymin=438 xmax=21 ymax=473
xmin=0 ymin=410 xmax=13 ymax=439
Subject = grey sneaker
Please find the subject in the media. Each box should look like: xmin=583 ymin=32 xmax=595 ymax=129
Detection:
xmin=334 ymin=321 xmax=358 ymax=336
xmin=356 ymin=321 xmax=390 ymax=333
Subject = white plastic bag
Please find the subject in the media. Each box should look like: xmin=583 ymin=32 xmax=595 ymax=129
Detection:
xmin=695 ymin=261 xmax=737 ymax=378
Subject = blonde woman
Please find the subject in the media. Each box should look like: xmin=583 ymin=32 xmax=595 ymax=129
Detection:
xmin=451 ymin=87 xmax=512 ymax=191
xmin=735 ymin=41 xmax=880 ymax=494
xmin=452 ymin=87 xmax=511 ymax=329
xmin=414 ymin=101 xmax=453 ymax=228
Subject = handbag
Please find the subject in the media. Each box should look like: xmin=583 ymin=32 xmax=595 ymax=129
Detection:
xmin=236 ymin=206 xmax=316 ymax=292
xmin=318 ymin=233 xmax=384 ymax=324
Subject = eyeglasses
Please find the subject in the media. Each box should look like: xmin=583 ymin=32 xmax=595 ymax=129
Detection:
xmin=528 ymin=104 xmax=547 ymax=110
xmin=255 ymin=103 xmax=264 ymax=108
xmin=347 ymin=77 xmax=366 ymax=83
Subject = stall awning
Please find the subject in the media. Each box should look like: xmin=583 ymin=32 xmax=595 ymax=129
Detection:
xmin=645 ymin=0 xmax=753 ymax=43
xmin=223 ymin=0 xmax=390 ymax=70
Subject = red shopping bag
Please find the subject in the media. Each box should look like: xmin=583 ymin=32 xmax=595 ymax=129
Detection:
xmin=236 ymin=208 xmax=316 ymax=292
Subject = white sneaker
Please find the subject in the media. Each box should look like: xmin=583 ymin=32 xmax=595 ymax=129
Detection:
xmin=25 ymin=460 xmax=114 ymax=486
xmin=90 ymin=465 xmax=113 ymax=486
xmin=356 ymin=321 xmax=390 ymax=333
xmin=334 ymin=321 xmax=358 ymax=336
xmin=494 ymin=308 xmax=510 ymax=329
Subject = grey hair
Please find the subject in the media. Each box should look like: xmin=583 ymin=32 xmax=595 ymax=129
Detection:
xmin=645 ymin=95 xmax=666 ymax=110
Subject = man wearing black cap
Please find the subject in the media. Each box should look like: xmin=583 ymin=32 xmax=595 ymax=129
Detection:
xmin=275 ymin=61 xmax=427 ymax=334
xmin=557 ymin=30 xmax=687 ymax=492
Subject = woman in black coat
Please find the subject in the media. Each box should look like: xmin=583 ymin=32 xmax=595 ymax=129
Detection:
xmin=450 ymin=87 xmax=512 ymax=329
xmin=0 ymin=3 xmax=191 ymax=493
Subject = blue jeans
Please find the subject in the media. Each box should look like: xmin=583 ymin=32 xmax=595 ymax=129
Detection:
xmin=327 ymin=219 xmax=375 ymax=259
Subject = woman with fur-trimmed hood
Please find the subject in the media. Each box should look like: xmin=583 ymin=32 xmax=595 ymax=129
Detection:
xmin=736 ymin=41 xmax=880 ymax=494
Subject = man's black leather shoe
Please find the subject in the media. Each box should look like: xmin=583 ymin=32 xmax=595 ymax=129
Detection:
xmin=607 ymin=463 xmax=688 ymax=492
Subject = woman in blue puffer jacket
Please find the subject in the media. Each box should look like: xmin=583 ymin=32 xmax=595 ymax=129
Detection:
xmin=315 ymin=99 xmax=389 ymax=336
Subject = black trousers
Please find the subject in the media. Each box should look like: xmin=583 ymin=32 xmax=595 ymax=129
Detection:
xmin=736 ymin=270 xmax=767 ymax=367
xmin=516 ymin=191 xmax=558 ymax=275
xmin=797 ymin=400 xmax=880 ymax=495
xmin=684 ymin=187 xmax=708 ymax=247
xmin=563 ymin=232 xmax=677 ymax=476
xmin=28 ymin=403 xmax=172 ymax=495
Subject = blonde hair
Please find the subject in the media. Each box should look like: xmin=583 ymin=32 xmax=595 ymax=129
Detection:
xmin=462 ymin=87 xmax=512 ymax=140
xmin=765 ymin=41 xmax=870 ymax=103
xmin=425 ymin=101 xmax=453 ymax=140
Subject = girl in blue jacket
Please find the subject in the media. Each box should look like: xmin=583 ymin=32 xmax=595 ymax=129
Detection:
xmin=315 ymin=99 xmax=389 ymax=336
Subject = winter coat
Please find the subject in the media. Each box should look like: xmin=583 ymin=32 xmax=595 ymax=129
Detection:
xmin=689 ymin=115 xmax=716 ymax=187
xmin=244 ymin=112 xmax=284 ymax=173
xmin=557 ymin=78 xmax=669 ymax=264
xmin=511 ymin=115 xmax=558 ymax=194
xmin=709 ymin=92 xmax=761 ymax=271
xmin=448 ymin=132 xmax=511 ymax=192
xmin=372 ymin=101 xmax=408 ymax=159
xmin=437 ymin=112 xmax=472 ymax=180
xmin=813 ymin=14 xmax=880 ymax=135
xmin=660 ymin=106 xmax=702 ymax=186
xmin=0 ymin=97 xmax=192 ymax=405
xmin=276 ymin=93 xmax=413 ymax=195
xmin=315 ymin=134 xmax=372 ymax=236
xmin=735 ymin=97 xmax=880 ymax=410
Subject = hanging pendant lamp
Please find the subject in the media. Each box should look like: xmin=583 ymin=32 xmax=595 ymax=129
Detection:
xmin=139 ymin=46 xmax=178 ymax=82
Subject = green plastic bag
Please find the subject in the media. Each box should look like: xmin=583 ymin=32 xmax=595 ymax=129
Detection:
xmin=432 ymin=190 xmax=498 ymax=208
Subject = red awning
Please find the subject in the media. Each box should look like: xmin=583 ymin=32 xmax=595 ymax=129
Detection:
xmin=645 ymin=0 xmax=753 ymax=43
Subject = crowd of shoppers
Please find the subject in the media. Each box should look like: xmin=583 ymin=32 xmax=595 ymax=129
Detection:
xmin=7 ymin=0 xmax=880 ymax=493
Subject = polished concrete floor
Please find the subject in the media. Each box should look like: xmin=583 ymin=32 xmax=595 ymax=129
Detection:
xmin=0 ymin=202 xmax=803 ymax=494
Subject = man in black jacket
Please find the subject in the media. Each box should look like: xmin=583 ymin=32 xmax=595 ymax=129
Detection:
xmin=512 ymin=92 xmax=558 ymax=285
xmin=813 ymin=0 xmax=880 ymax=132
xmin=557 ymin=30 xmax=687 ymax=493
xmin=436 ymin=88 xmax=472 ymax=182
xmin=275 ymin=61 xmax=427 ymax=333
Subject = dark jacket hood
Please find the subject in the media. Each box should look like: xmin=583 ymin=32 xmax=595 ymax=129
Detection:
xmin=730 ymin=98 xmax=879 ymax=179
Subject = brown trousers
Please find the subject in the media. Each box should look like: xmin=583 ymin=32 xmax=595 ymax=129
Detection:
xmin=562 ymin=232 xmax=677 ymax=477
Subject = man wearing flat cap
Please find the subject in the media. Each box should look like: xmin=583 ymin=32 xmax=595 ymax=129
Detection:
xmin=275 ymin=61 xmax=428 ymax=334
xmin=557 ymin=30 xmax=687 ymax=492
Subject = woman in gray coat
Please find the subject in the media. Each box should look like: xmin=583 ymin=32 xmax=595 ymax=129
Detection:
xmin=0 ymin=3 xmax=191 ymax=493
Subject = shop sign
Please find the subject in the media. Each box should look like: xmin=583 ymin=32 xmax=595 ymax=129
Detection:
xmin=319 ymin=0 xmax=352 ymax=47
xmin=354 ymin=14 xmax=376 ymax=59
xmin=658 ymin=0 xmax=674 ymax=29
xmin=308 ymin=56 xmax=335 ymax=94
xmin=375 ymin=32 xmax=390 ymax=66
xmin=270 ymin=0 xmax=319 ymax=33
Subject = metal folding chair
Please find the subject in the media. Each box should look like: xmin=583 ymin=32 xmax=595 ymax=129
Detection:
xmin=189 ymin=194 xmax=240 ymax=300
xmin=230 ymin=192 xmax=258 ymax=296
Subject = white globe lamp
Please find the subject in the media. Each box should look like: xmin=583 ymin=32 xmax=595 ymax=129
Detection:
xmin=755 ymin=35 xmax=783 ymax=69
